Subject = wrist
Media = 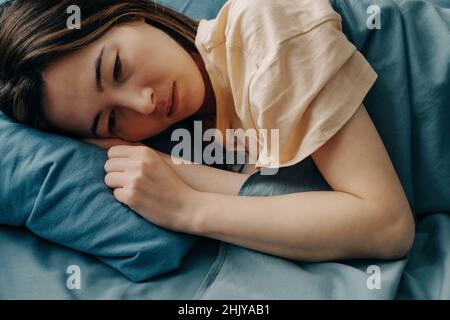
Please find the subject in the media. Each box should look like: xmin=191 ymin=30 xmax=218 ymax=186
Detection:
xmin=183 ymin=190 xmax=213 ymax=236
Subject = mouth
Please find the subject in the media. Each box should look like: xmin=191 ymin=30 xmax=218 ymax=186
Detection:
xmin=166 ymin=82 xmax=177 ymax=117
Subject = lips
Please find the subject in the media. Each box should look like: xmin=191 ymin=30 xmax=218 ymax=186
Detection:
xmin=164 ymin=91 xmax=171 ymax=116
xmin=165 ymin=83 xmax=174 ymax=117
xmin=167 ymin=82 xmax=177 ymax=117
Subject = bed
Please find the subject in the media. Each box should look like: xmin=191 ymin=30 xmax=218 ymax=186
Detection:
xmin=1 ymin=0 xmax=449 ymax=299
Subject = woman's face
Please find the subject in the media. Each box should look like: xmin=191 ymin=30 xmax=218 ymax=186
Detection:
xmin=42 ymin=19 xmax=210 ymax=141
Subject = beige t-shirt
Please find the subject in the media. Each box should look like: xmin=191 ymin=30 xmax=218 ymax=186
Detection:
xmin=195 ymin=0 xmax=378 ymax=169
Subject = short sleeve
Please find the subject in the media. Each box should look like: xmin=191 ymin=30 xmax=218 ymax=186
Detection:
xmin=247 ymin=20 xmax=378 ymax=169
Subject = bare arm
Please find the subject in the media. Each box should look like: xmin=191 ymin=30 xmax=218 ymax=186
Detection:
xmin=85 ymin=104 xmax=415 ymax=260
xmin=156 ymin=152 xmax=251 ymax=196
xmin=185 ymin=104 xmax=415 ymax=261
xmin=83 ymin=137 xmax=251 ymax=195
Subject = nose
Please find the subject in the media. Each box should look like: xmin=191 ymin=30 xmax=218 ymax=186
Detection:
xmin=126 ymin=87 xmax=156 ymax=116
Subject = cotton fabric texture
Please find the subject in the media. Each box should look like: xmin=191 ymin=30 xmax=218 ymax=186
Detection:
xmin=195 ymin=0 xmax=378 ymax=168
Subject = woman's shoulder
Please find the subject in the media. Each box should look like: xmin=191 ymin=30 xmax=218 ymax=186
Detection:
xmin=226 ymin=0 xmax=340 ymax=31
xmin=224 ymin=0 xmax=341 ymax=60
xmin=199 ymin=0 xmax=340 ymax=55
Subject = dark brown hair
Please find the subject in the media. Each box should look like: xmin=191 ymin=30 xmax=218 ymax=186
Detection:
xmin=0 ymin=0 xmax=200 ymax=135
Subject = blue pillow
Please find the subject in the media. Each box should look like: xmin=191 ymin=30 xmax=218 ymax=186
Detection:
xmin=0 ymin=0 xmax=227 ymax=282
xmin=0 ymin=111 xmax=200 ymax=282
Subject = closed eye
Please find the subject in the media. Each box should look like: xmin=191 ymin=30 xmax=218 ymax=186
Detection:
xmin=113 ymin=53 xmax=122 ymax=83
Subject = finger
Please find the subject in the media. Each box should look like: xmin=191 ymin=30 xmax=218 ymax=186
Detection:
xmin=108 ymin=145 xmax=156 ymax=159
xmin=113 ymin=188 xmax=127 ymax=204
xmin=104 ymin=158 xmax=138 ymax=173
xmin=104 ymin=172 xmax=129 ymax=188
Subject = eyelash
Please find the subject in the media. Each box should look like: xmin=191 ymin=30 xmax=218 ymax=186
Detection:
xmin=113 ymin=53 xmax=122 ymax=82
xmin=108 ymin=53 xmax=122 ymax=134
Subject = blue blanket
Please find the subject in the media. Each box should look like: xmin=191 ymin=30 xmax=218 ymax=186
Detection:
xmin=1 ymin=0 xmax=449 ymax=299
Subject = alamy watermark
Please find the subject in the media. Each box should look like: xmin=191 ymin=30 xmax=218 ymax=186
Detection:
xmin=367 ymin=5 xmax=381 ymax=30
xmin=66 ymin=5 xmax=81 ymax=30
xmin=170 ymin=121 xmax=280 ymax=175
xmin=366 ymin=265 xmax=381 ymax=290
xmin=66 ymin=265 xmax=81 ymax=290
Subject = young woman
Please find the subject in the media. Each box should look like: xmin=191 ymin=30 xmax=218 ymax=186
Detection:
xmin=0 ymin=0 xmax=415 ymax=261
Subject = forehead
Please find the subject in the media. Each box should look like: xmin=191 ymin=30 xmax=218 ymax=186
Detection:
xmin=42 ymin=42 xmax=97 ymax=135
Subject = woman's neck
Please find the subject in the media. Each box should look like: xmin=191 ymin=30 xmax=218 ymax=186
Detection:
xmin=191 ymin=51 xmax=216 ymax=118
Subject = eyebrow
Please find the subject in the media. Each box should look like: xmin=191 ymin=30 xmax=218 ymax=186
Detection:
xmin=92 ymin=46 xmax=106 ymax=137
xmin=95 ymin=45 xmax=105 ymax=93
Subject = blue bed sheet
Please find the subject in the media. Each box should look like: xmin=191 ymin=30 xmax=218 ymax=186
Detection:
xmin=0 ymin=225 xmax=220 ymax=300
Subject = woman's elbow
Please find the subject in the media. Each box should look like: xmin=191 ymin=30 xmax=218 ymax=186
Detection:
xmin=371 ymin=202 xmax=415 ymax=260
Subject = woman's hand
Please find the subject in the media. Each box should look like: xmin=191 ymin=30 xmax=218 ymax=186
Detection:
xmin=104 ymin=145 xmax=199 ymax=233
